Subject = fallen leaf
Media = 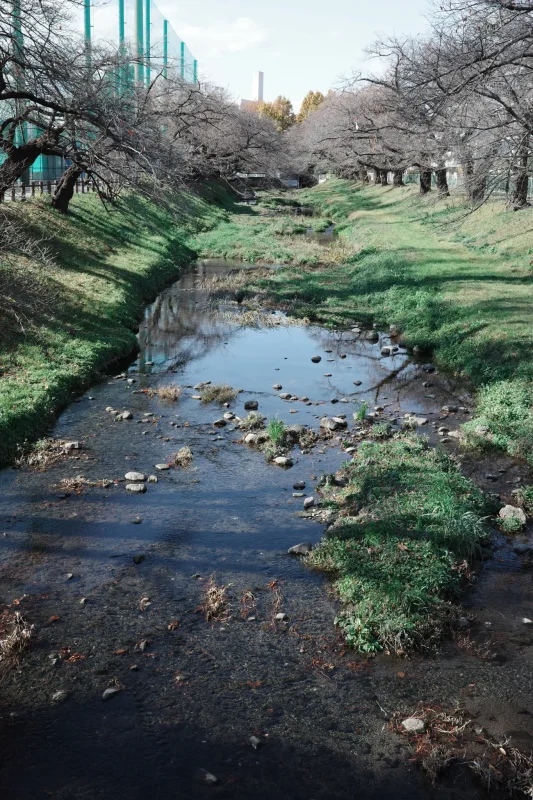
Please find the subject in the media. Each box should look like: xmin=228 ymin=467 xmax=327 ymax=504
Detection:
xmin=167 ymin=620 xmax=180 ymax=631
xmin=48 ymin=615 xmax=61 ymax=623
xmin=397 ymin=671 xmax=406 ymax=678
xmin=66 ymin=653 xmax=85 ymax=663
xmin=114 ymin=648 xmax=128 ymax=656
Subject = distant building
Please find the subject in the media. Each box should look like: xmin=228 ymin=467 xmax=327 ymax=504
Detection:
xmin=240 ymin=71 xmax=264 ymax=110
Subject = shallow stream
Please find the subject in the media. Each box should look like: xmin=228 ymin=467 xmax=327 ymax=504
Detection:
xmin=0 ymin=260 xmax=532 ymax=799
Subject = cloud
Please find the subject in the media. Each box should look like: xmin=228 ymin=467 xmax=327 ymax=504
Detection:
xmin=179 ymin=17 xmax=268 ymax=56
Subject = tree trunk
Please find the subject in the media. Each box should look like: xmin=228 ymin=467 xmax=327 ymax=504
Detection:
xmin=357 ymin=167 xmax=369 ymax=183
xmin=511 ymin=136 xmax=530 ymax=210
xmin=392 ymin=169 xmax=404 ymax=187
xmin=435 ymin=167 xmax=450 ymax=197
xmin=52 ymin=165 xmax=84 ymax=213
xmin=419 ymin=169 xmax=432 ymax=194
xmin=463 ymin=155 xmax=486 ymax=204
xmin=0 ymin=133 xmax=61 ymax=195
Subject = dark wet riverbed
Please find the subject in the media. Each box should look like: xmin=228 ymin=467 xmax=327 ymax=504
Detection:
xmin=1 ymin=260 xmax=533 ymax=799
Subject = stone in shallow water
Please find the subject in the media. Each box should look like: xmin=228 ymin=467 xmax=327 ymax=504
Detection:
xmin=293 ymin=481 xmax=306 ymax=490
xmin=126 ymin=483 xmax=147 ymax=494
xmin=125 ymin=472 xmax=146 ymax=482
xmin=311 ymin=356 xmax=322 ymax=363
xmin=274 ymin=457 xmax=293 ymax=468
xmin=155 ymin=463 xmax=170 ymax=471
xmin=499 ymin=505 xmax=527 ymax=526
xmin=102 ymin=686 xmax=121 ymax=702
xmin=288 ymin=542 xmax=312 ymax=555
xmin=303 ymin=497 xmax=315 ymax=510
xmin=193 ymin=768 xmax=218 ymax=785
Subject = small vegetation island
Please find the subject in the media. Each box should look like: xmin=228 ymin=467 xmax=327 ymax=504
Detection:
xmin=2 ymin=0 xmax=533 ymax=797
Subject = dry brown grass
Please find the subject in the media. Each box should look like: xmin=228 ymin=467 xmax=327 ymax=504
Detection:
xmin=198 ymin=575 xmax=230 ymax=622
xmin=54 ymin=475 xmax=114 ymax=492
xmin=201 ymin=384 xmax=237 ymax=404
xmin=0 ymin=610 xmax=34 ymax=669
xmin=173 ymin=446 xmax=193 ymax=467
xmin=18 ymin=438 xmax=84 ymax=469
xmin=147 ymin=385 xmax=182 ymax=402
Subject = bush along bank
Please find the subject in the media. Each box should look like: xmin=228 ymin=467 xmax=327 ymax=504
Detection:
xmin=307 ymin=434 xmax=491 ymax=655
xmin=0 ymin=190 xmax=227 ymax=466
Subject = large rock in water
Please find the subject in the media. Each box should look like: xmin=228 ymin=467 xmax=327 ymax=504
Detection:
xmin=125 ymin=472 xmax=146 ymax=482
xmin=311 ymin=356 xmax=322 ymax=363
xmin=320 ymin=417 xmax=348 ymax=431
xmin=499 ymin=505 xmax=527 ymax=526
xmin=244 ymin=400 xmax=259 ymax=411
xmin=126 ymin=483 xmax=147 ymax=494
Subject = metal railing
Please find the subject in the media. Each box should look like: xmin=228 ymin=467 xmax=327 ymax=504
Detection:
xmin=0 ymin=178 xmax=99 ymax=203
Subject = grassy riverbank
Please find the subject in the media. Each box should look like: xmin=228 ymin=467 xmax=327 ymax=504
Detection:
xmin=0 ymin=189 xmax=228 ymax=466
xmin=198 ymin=179 xmax=533 ymax=464
xmin=310 ymin=434 xmax=490 ymax=654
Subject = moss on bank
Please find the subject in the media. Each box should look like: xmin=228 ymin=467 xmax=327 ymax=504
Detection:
xmin=0 ymin=191 xmax=226 ymax=466
xmin=309 ymin=434 xmax=490 ymax=654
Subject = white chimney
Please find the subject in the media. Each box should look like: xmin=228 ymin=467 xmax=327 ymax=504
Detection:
xmin=252 ymin=71 xmax=264 ymax=102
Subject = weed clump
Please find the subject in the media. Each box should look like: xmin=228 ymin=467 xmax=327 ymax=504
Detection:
xmin=173 ymin=446 xmax=193 ymax=467
xmin=239 ymin=412 xmax=265 ymax=431
xmin=198 ymin=575 xmax=230 ymax=622
xmin=149 ymin=385 xmax=182 ymax=402
xmin=0 ymin=611 xmax=34 ymax=669
xmin=308 ymin=433 xmax=489 ymax=654
xmin=201 ymin=384 xmax=238 ymax=405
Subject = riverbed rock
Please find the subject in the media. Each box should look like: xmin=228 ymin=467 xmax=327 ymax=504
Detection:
xmin=125 ymin=472 xmax=146 ymax=482
xmin=499 ymin=505 xmax=527 ymax=526
xmin=381 ymin=346 xmax=394 ymax=356
xmin=311 ymin=356 xmax=322 ymax=363
xmin=293 ymin=481 xmax=306 ymax=490
xmin=223 ymin=412 xmax=235 ymax=420
xmin=126 ymin=483 xmax=147 ymax=494
xmin=401 ymin=718 xmax=426 ymax=734
xmin=213 ymin=419 xmax=227 ymax=428
xmin=320 ymin=416 xmax=347 ymax=431
xmin=147 ymin=475 xmax=158 ymax=483
xmin=244 ymin=400 xmax=259 ymax=411
xmin=102 ymin=686 xmax=121 ymax=702
xmin=64 ymin=441 xmax=81 ymax=451
xmin=275 ymin=612 xmax=289 ymax=622
xmin=279 ymin=393 xmax=291 ymax=400
xmin=514 ymin=543 xmax=532 ymax=554
xmin=421 ymin=364 xmax=435 ymax=373
xmin=272 ymin=384 xmax=282 ymax=390
xmin=365 ymin=331 xmax=379 ymax=342
xmin=155 ymin=463 xmax=170 ymax=471
xmin=244 ymin=433 xmax=258 ymax=445
xmin=353 ymin=380 xmax=362 ymax=386
xmin=288 ymin=542 xmax=313 ymax=555
xmin=303 ymin=497 xmax=315 ymax=510
xmin=193 ymin=769 xmax=219 ymax=786
xmin=52 ymin=690 xmax=69 ymax=703
xmin=249 ymin=736 xmax=262 ymax=750
xmin=274 ymin=457 xmax=293 ymax=468
xmin=120 ymin=411 xmax=133 ymax=420
xmin=442 ymin=405 xmax=459 ymax=413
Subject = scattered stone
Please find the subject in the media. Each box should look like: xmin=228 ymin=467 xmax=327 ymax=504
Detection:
xmin=120 ymin=411 xmax=133 ymax=420
xmin=303 ymin=497 xmax=315 ymax=510
xmin=499 ymin=505 xmax=527 ymax=526
xmin=274 ymin=457 xmax=293 ymax=468
xmin=381 ymin=346 xmax=394 ymax=356
xmin=353 ymin=380 xmax=362 ymax=386
xmin=127 ymin=378 xmax=136 ymax=384
xmin=442 ymin=405 xmax=459 ymax=413
xmin=244 ymin=400 xmax=259 ymax=411
xmin=64 ymin=441 xmax=81 ymax=451
xmin=213 ymin=419 xmax=227 ymax=428
xmin=293 ymin=493 xmax=305 ymax=498
xmin=126 ymin=483 xmax=147 ymax=494
xmin=438 ymin=427 xmax=450 ymax=434
xmin=340 ymin=354 xmax=347 ymax=359
xmin=155 ymin=464 xmax=170 ymax=471
xmin=422 ymin=381 xmax=433 ymax=388
xmin=102 ymin=686 xmax=121 ymax=702
xmin=311 ymin=356 xmax=322 ymax=363
xmin=80 ymin=597 xmax=87 ymax=605
xmin=401 ymin=718 xmax=426 ymax=734
xmin=421 ymin=364 xmax=435 ymax=373
xmin=288 ymin=542 xmax=312 ymax=555
xmin=522 ymin=618 xmax=533 ymax=625
xmin=250 ymin=736 xmax=262 ymax=750
xmin=66 ymin=573 xmax=73 ymax=580
xmin=52 ymin=690 xmax=69 ymax=703
xmin=275 ymin=612 xmax=289 ymax=622
xmin=365 ymin=331 xmax=379 ymax=342
xmin=223 ymin=412 xmax=235 ymax=420
xmin=352 ymin=327 xmax=361 ymax=334
xmin=193 ymin=769 xmax=219 ymax=786
xmin=485 ymin=474 xmax=498 ymax=481
xmin=147 ymin=475 xmax=158 ymax=483
xmin=125 ymin=472 xmax=146 ymax=482
xmin=133 ymin=555 xmax=145 ymax=565
xmin=191 ymin=395 xmax=201 ymax=400
xmin=272 ymin=384 xmax=283 ymax=390
xmin=324 ymin=373 xmax=332 ymax=377
xmin=458 ymin=617 xmax=469 ymax=629
xmin=244 ymin=433 xmax=258 ymax=445
xmin=279 ymin=393 xmax=291 ymax=400
xmin=293 ymin=481 xmax=306 ymax=490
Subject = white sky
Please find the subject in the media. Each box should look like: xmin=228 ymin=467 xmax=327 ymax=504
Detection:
xmin=158 ymin=0 xmax=434 ymax=109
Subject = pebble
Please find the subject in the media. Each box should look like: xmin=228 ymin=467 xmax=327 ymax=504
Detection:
xmin=250 ymin=736 xmax=262 ymax=750
xmin=102 ymin=686 xmax=121 ymax=702
xmin=120 ymin=411 xmax=133 ymax=420
xmin=293 ymin=481 xmax=306 ymax=490
xmin=311 ymin=356 xmax=322 ymax=363
xmin=353 ymin=380 xmax=362 ymax=386
xmin=126 ymin=483 xmax=147 ymax=494
xmin=274 ymin=457 xmax=293 ymax=468
xmin=442 ymin=405 xmax=459 ymax=413
xmin=324 ymin=373 xmax=332 ymax=377
xmin=130 ymin=517 xmax=143 ymax=525
xmin=147 ymin=475 xmax=158 ymax=483
xmin=244 ymin=400 xmax=259 ymax=411
xmin=125 ymin=472 xmax=146 ymax=482
xmin=288 ymin=542 xmax=312 ymax=555
xmin=422 ymin=364 xmax=435 ymax=373
xmin=213 ymin=419 xmax=227 ymax=428
xmin=293 ymin=492 xmax=305 ymax=498
xmin=52 ymin=690 xmax=69 ymax=703
xmin=279 ymin=393 xmax=291 ymax=400
xmin=275 ymin=612 xmax=289 ymax=622
xmin=272 ymin=384 xmax=283 ymax=390
xmin=224 ymin=412 xmax=235 ymax=420
xmin=66 ymin=573 xmax=73 ymax=580
xmin=522 ymin=618 xmax=533 ymax=625
xmin=303 ymin=497 xmax=315 ymax=510
xmin=193 ymin=769 xmax=218 ymax=786
xmin=133 ymin=555 xmax=145 ymax=564
xmin=401 ymin=718 xmax=426 ymax=734
xmin=155 ymin=464 xmax=170 ymax=471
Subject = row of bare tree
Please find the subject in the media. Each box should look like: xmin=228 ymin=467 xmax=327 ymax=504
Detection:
xmin=289 ymin=0 xmax=533 ymax=208
xmin=0 ymin=0 xmax=282 ymax=212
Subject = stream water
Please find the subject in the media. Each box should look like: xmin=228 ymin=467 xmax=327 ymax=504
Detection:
xmin=0 ymin=260 xmax=532 ymax=799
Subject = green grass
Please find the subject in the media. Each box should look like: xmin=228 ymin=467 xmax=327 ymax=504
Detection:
xmin=211 ymin=179 xmax=533 ymax=460
xmin=308 ymin=434 xmax=490 ymax=654
xmin=0 ymin=189 xmax=229 ymax=466
xmin=266 ymin=417 xmax=286 ymax=444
